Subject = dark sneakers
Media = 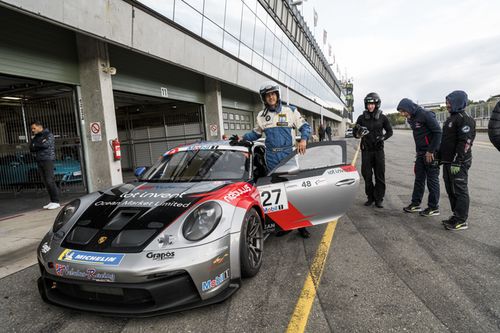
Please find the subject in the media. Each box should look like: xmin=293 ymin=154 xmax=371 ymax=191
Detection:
xmin=403 ymin=204 xmax=422 ymax=213
xmin=375 ymin=201 xmax=384 ymax=208
xmin=443 ymin=220 xmax=468 ymax=231
xmin=364 ymin=200 xmax=373 ymax=206
xmin=419 ymin=207 xmax=440 ymax=217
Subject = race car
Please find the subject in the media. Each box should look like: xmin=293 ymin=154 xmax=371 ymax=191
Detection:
xmin=37 ymin=140 xmax=359 ymax=316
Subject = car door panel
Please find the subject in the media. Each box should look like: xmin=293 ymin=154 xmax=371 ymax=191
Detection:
xmin=257 ymin=141 xmax=359 ymax=231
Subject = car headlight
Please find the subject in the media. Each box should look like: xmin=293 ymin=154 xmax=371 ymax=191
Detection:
xmin=53 ymin=199 xmax=80 ymax=233
xmin=182 ymin=202 xmax=222 ymax=241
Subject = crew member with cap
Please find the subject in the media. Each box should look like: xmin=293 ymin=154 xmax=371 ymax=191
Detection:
xmin=242 ymin=81 xmax=311 ymax=238
xmin=398 ymin=98 xmax=442 ymax=217
xmin=439 ymin=90 xmax=476 ymax=230
xmin=353 ymin=92 xmax=393 ymax=208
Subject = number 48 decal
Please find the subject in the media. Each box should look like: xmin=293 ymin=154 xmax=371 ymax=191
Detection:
xmin=258 ymin=183 xmax=288 ymax=213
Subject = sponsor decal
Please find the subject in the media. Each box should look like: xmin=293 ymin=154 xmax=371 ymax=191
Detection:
xmin=461 ymin=125 xmax=470 ymax=133
xmin=94 ymin=200 xmax=191 ymax=208
xmin=415 ymin=122 xmax=422 ymax=128
xmin=187 ymin=144 xmax=219 ymax=151
xmin=326 ymin=168 xmax=344 ymax=175
xmin=55 ymin=263 xmax=67 ymax=276
xmin=55 ymin=265 xmax=115 ymax=282
xmin=58 ymin=249 xmax=124 ymax=266
xmin=163 ymin=147 xmax=179 ymax=156
xmin=201 ymin=269 xmax=230 ymax=292
xmin=40 ymin=242 xmax=51 ymax=254
xmin=224 ymin=184 xmax=252 ymax=203
xmin=146 ymin=251 xmax=175 ymax=261
xmin=258 ymin=183 xmax=288 ymax=213
xmin=277 ymin=113 xmax=288 ymax=126
xmin=98 ymin=236 xmax=108 ymax=245
xmin=157 ymin=234 xmax=176 ymax=247
xmin=448 ymin=122 xmax=453 ymax=128
xmin=119 ymin=191 xmax=186 ymax=199
xmin=212 ymin=253 xmax=228 ymax=266
xmin=264 ymin=222 xmax=276 ymax=231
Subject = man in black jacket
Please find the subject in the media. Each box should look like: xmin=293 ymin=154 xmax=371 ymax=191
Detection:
xmin=488 ymin=100 xmax=500 ymax=151
xmin=439 ymin=91 xmax=476 ymax=230
xmin=397 ymin=98 xmax=442 ymax=216
xmin=353 ymin=92 xmax=393 ymax=208
xmin=30 ymin=120 xmax=60 ymax=210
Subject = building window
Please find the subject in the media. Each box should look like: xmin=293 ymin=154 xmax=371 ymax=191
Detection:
xmin=138 ymin=0 xmax=174 ymax=20
xmin=202 ymin=18 xmax=224 ymax=48
xmin=174 ymin=0 xmax=202 ymax=36
xmin=224 ymin=0 xmax=243 ymax=39
xmin=240 ymin=5 xmax=256 ymax=48
xmin=204 ymin=0 xmax=226 ymax=27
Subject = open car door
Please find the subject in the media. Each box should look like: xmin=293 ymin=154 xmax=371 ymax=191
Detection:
xmin=256 ymin=141 xmax=359 ymax=232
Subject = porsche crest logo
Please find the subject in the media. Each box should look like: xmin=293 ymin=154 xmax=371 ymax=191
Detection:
xmin=98 ymin=236 xmax=108 ymax=244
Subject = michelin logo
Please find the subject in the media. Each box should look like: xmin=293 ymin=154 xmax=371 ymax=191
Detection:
xmin=59 ymin=249 xmax=125 ymax=266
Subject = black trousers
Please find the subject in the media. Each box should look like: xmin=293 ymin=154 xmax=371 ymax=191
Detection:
xmin=443 ymin=161 xmax=471 ymax=222
xmin=361 ymin=150 xmax=385 ymax=202
xmin=412 ymin=156 xmax=440 ymax=209
xmin=37 ymin=160 xmax=59 ymax=203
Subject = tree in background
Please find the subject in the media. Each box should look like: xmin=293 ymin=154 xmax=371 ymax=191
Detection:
xmin=386 ymin=112 xmax=407 ymax=126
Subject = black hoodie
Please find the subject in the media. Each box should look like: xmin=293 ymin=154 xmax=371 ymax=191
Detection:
xmin=438 ymin=91 xmax=476 ymax=164
xmin=397 ymin=98 xmax=442 ymax=154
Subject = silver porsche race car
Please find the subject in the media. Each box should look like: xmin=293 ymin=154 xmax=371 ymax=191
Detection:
xmin=37 ymin=140 xmax=359 ymax=316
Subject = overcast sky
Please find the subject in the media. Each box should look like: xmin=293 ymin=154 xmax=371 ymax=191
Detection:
xmin=298 ymin=0 xmax=500 ymax=117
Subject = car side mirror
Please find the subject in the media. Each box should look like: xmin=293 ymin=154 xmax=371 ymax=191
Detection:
xmin=134 ymin=166 xmax=148 ymax=178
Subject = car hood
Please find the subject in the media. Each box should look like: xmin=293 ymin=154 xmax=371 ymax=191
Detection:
xmin=60 ymin=181 xmax=231 ymax=253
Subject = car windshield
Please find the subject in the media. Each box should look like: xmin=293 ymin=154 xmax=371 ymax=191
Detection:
xmin=139 ymin=149 xmax=250 ymax=182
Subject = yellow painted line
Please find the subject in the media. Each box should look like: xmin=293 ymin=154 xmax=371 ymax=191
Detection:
xmin=351 ymin=141 xmax=362 ymax=167
xmin=286 ymin=220 xmax=338 ymax=333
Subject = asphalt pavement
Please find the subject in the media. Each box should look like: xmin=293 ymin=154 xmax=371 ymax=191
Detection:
xmin=0 ymin=130 xmax=499 ymax=333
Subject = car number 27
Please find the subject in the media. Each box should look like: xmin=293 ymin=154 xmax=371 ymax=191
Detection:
xmin=257 ymin=183 xmax=289 ymax=213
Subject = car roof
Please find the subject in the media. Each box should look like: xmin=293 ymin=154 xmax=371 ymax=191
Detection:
xmin=163 ymin=140 xmax=264 ymax=156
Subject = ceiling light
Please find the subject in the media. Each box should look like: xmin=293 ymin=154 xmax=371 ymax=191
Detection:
xmin=1 ymin=96 xmax=22 ymax=100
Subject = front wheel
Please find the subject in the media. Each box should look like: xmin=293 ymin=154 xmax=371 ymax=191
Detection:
xmin=240 ymin=208 xmax=263 ymax=278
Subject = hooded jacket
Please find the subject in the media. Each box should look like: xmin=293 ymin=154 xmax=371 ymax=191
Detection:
xmin=30 ymin=128 xmax=56 ymax=162
xmin=397 ymin=98 xmax=442 ymax=154
xmin=488 ymin=100 xmax=500 ymax=152
xmin=439 ymin=91 xmax=476 ymax=164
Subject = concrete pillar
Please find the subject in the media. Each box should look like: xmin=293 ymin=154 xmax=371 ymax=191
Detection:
xmin=204 ymin=77 xmax=223 ymax=140
xmin=76 ymin=34 xmax=122 ymax=192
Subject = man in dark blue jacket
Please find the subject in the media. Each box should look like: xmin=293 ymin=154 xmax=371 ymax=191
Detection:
xmin=30 ymin=121 xmax=60 ymax=210
xmin=397 ymin=98 xmax=442 ymax=216
xmin=439 ymin=91 xmax=476 ymax=230
xmin=488 ymin=100 xmax=500 ymax=151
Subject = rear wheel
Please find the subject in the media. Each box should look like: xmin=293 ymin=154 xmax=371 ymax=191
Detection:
xmin=240 ymin=208 xmax=263 ymax=277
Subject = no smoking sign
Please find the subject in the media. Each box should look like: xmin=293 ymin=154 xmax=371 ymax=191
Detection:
xmin=90 ymin=122 xmax=102 ymax=142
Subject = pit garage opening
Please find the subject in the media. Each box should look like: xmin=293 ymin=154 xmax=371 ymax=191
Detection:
xmin=114 ymin=91 xmax=205 ymax=180
xmin=0 ymin=74 xmax=86 ymax=214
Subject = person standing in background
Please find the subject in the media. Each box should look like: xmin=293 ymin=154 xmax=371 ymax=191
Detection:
xmin=439 ymin=90 xmax=476 ymax=230
xmin=30 ymin=120 xmax=60 ymax=210
xmin=397 ymin=98 xmax=442 ymax=217
xmin=353 ymin=92 xmax=393 ymax=208
xmin=325 ymin=124 xmax=332 ymax=141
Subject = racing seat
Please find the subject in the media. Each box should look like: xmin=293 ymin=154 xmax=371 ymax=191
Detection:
xmin=252 ymin=147 xmax=267 ymax=180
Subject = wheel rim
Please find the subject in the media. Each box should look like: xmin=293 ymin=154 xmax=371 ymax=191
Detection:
xmin=246 ymin=214 xmax=263 ymax=268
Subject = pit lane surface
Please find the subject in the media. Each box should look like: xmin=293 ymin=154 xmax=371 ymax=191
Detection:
xmin=1 ymin=130 xmax=499 ymax=332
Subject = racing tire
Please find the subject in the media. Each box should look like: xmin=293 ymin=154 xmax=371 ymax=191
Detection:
xmin=240 ymin=208 xmax=263 ymax=278
xmin=37 ymin=277 xmax=49 ymax=303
